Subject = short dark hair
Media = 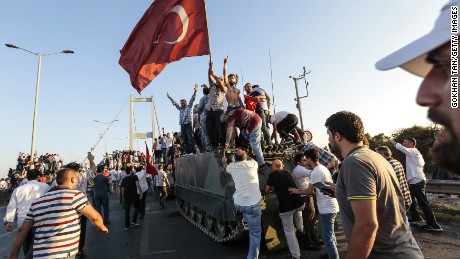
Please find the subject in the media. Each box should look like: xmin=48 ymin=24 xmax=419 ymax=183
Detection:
xmin=235 ymin=151 xmax=247 ymax=161
xmin=376 ymin=146 xmax=392 ymax=157
xmin=203 ymin=86 xmax=210 ymax=95
xmin=65 ymin=162 xmax=80 ymax=171
xmin=56 ymin=168 xmax=75 ymax=185
xmin=136 ymin=166 xmax=143 ymax=172
xmin=405 ymin=137 xmax=417 ymax=147
xmin=96 ymin=165 xmax=105 ymax=173
xmin=27 ymin=169 xmax=40 ymax=180
xmin=294 ymin=153 xmax=305 ymax=164
xmin=125 ymin=166 xmax=132 ymax=175
xmin=303 ymin=149 xmax=320 ymax=163
xmin=324 ymin=111 xmax=365 ymax=144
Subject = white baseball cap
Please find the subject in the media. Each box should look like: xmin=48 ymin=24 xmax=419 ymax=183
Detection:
xmin=376 ymin=0 xmax=459 ymax=77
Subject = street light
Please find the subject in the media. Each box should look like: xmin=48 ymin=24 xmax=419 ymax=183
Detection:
xmin=6 ymin=43 xmax=74 ymax=168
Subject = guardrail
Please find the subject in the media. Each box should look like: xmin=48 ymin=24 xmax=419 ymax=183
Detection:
xmin=426 ymin=180 xmax=460 ymax=195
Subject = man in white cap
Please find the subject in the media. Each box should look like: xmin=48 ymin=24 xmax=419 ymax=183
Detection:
xmin=376 ymin=0 xmax=460 ymax=176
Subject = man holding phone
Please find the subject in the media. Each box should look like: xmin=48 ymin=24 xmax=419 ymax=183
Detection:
xmin=290 ymin=149 xmax=339 ymax=259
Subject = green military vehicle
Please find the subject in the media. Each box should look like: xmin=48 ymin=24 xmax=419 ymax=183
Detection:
xmin=174 ymin=144 xmax=299 ymax=252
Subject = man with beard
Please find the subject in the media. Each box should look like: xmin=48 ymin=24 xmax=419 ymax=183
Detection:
xmin=325 ymin=111 xmax=423 ymax=259
xmin=376 ymin=0 xmax=460 ymax=176
xmin=223 ymin=57 xmax=244 ymax=113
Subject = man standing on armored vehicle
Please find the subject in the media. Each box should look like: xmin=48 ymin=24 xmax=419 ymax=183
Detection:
xmin=223 ymin=57 xmax=244 ymax=113
xmin=166 ymin=84 xmax=198 ymax=155
xmin=206 ymin=60 xmax=227 ymax=149
xmin=223 ymin=149 xmax=262 ymax=259
xmin=247 ymin=84 xmax=272 ymax=146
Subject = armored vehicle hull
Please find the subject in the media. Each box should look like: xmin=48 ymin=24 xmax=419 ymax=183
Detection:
xmin=175 ymin=145 xmax=299 ymax=251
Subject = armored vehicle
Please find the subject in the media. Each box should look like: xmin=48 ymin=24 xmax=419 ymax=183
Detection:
xmin=174 ymin=143 xmax=300 ymax=252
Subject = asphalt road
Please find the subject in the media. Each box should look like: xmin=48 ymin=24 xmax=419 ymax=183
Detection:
xmin=1 ymin=192 xmax=459 ymax=259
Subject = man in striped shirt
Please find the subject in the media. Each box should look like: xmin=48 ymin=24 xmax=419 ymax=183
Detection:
xmin=9 ymin=168 xmax=108 ymax=259
xmin=376 ymin=146 xmax=412 ymax=210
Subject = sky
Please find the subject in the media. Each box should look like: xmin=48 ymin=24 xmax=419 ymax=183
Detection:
xmin=0 ymin=1 xmax=442 ymax=177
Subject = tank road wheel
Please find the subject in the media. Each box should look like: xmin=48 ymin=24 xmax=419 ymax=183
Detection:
xmin=214 ymin=220 xmax=227 ymax=238
xmin=180 ymin=201 xmax=190 ymax=215
xmin=204 ymin=213 xmax=215 ymax=231
xmin=195 ymin=209 xmax=204 ymax=224
xmin=189 ymin=206 xmax=196 ymax=220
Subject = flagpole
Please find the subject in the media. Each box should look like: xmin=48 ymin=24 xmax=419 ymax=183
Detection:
xmin=269 ymin=50 xmax=275 ymax=113
xmin=203 ymin=0 xmax=212 ymax=61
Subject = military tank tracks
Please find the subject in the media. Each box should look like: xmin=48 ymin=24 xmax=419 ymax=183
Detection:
xmin=176 ymin=199 xmax=245 ymax=243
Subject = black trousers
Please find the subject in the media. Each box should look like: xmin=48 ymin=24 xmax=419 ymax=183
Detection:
xmin=139 ymin=191 xmax=147 ymax=216
xmin=276 ymin=114 xmax=298 ymax=140
xmin=79 ymin=215 xmax=87 ymax=252
xmin=124 ymin=198 xmax=140 ymax=228
xmin=23 ymin=227 xmax=34 ymax=258
xmin=205 ymin=110 xmax=225 ymax=147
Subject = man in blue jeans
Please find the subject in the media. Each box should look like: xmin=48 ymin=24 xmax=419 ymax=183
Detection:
xmin=93 ymin=165 xmax=110 ymax=225
xmin=290 ymin=149 xmax=340 ymax=259
xmin=221 ymin=108 xmax=266 ymax=170
xmin=223 ymin=149 xmax=262 ymax=259
xmin=167 ymin=84 xmax=198 ymax=154
xmin=385 ymin=136 xmax=442 ymax=232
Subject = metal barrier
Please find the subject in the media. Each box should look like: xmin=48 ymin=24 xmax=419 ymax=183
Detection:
xmin=426 ymin=180 xmax=460 ymax=195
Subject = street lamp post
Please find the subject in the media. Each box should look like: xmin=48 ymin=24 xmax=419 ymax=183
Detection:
xmin=6 ymin=44 xmax=74 ymax=168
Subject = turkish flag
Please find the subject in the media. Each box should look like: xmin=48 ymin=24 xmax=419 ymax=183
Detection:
xmin=119 ymin=0 xmax=210 ymax=93
xmin=145 ymin=142 xmax=158 ymax=176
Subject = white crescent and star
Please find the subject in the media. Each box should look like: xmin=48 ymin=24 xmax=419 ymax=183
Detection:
xmin=165 ymin=5 xmax=189 ymax=45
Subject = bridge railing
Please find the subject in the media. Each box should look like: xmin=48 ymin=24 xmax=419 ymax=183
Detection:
xmin=426 ymin=180 xmax=460 ymax=195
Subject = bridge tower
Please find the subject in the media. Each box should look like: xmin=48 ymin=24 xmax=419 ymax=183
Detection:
xmin=129 ymin=95 xmax=156 ymax=150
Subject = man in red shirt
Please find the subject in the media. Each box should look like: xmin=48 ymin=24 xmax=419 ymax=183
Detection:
xmin=221 ymin=108 xmax=265 ymax=168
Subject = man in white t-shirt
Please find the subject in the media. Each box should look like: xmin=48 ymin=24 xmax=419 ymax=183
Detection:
xmin=135 ymin=166 xmax=149 ymax=219
xmin=118 ymin=168 xmax=127 ymax=204
xmin=154 ymin=164 xmax=170 ymax=209
xmin=164 ymin=133 xmax=173 ymax=165
xmin=290 ymin=149 xmax=340 ymax=259
xmin=223 ymin=149 xmax=262 ymax=259
xmin=291 ymin=153 xmax=322 ymax=251
xmin=109 ymin=168 xmax=118 ymax=193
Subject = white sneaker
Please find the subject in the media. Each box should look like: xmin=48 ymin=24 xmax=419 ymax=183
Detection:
xmin=242 ymin=220 xmax=249 ymax=230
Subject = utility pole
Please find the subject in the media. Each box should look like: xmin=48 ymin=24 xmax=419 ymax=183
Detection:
xmin=289 ymin=67 xmax=310 ymax=130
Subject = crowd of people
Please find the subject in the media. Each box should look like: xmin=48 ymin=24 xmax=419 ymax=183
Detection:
xmin=165 ymin=57 xmax=308 ymax=173
xmin=4 ymin=151 xmax=171 ymax=258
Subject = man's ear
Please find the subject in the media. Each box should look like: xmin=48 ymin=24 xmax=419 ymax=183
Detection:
xmin=334 ymin=132 xmax=343 ymax=142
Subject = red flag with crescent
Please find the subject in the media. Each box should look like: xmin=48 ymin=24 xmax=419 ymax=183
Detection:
xmin=145 ymin=142 xmax=158 ymax=176
xmin=119 ymin=0 xmax=210 ymax=93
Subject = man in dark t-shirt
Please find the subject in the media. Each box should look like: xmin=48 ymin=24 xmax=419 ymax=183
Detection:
xmin=93 ymin=165 xmax=110 ymax=225
xmin=121 ymin=166 xmax=142 ymax=230
xmin=265 ymin=159 xmax=305 ymax=259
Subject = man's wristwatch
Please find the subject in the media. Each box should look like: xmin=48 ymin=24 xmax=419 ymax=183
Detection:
xmin=4 ymin=221 xmax=11 ymax=225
